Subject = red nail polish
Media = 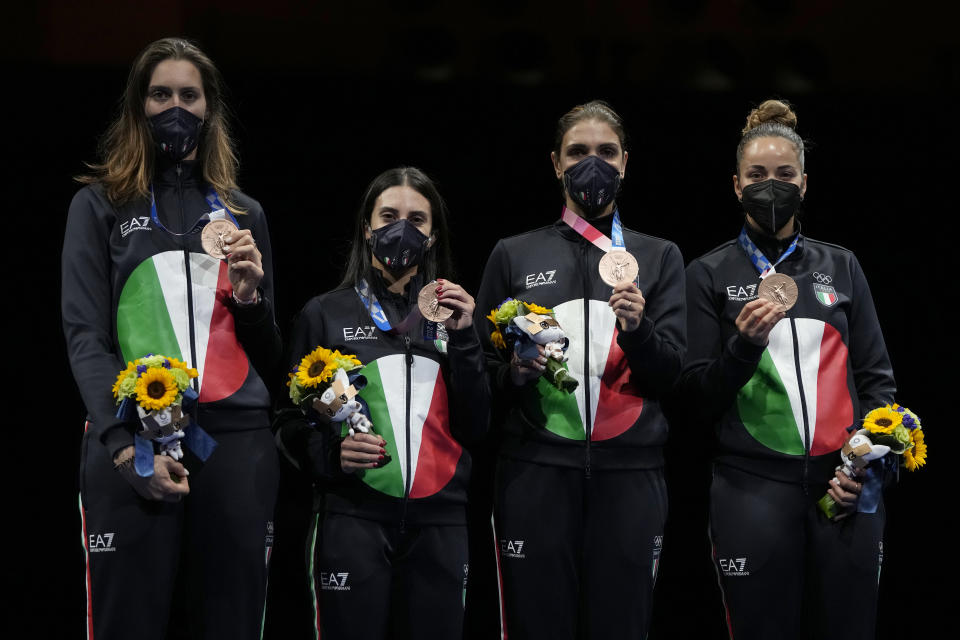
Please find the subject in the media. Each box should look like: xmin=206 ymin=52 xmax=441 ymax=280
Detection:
xmin=436 ymin=286 xmax=443 ymax=293
xmin=378 ymin=455 xmax=385 ymax=460
xmin=380 ymin=449 xmax=386 ymax=455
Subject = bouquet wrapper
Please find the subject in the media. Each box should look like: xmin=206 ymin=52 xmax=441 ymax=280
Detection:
xmin=506 ymin=324 xmax=578 ymax=394
xmin=116 ymin=387 xmax=217 ymax=477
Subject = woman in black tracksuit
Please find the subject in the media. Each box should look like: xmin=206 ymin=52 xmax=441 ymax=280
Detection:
xmin=679 ymin=99 xmax=895 ymax=640
xmin=63 ymin=38 xmax=281 ymax=639
xmin=474 ymin=100 xmax=686 ymax=638
xmin=283 ymin=167 xmax=489 ymax=639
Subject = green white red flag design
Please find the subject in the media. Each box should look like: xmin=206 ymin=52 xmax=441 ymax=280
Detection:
xmin=737 ymin=318 xmax=853 ymax=455
xmin=116 ymin=251 xmax=249 ymax=403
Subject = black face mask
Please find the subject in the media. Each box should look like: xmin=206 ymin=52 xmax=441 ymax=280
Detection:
xmin=562 ymin=155 xmax=622 ymax=216
xmin=369 ymin=219 xmax=431 ymax=271
xmin=741 ymin=179 xmax=802 ymax=235
xmin=149 ymin=106 xmax=204 ymax=161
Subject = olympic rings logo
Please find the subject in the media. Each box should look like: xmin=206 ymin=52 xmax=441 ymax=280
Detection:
xmin=813 ymin=272 xmax=832 ymax=284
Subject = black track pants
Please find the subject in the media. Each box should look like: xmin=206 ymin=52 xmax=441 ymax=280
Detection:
xmin=709 ymin=464 xmax=884 ymax=640
xmin=494 ymin=457 xmax=667 ymax=640
xmin=79 ymin=427 xmax=279 ymax=640
xmin=316 ymin=513 xmax=469 ymax=640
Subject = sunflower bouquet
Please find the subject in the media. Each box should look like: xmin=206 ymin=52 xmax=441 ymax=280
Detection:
xmin=817 ymin=403 xmax=927 ymax=519
xmin=486 ymin=298 xmax=578 ymax=393
xmin=289 ymin=347 xmax=374 ymax=436
xmin=113 ymin=354 xmax=213 ymax=471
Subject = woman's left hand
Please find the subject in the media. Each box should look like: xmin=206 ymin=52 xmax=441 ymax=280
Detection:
xmin=436 ymin=279 xmax=475 ymax=331
xmin=609 ymin=282 xmax=645 ymax=332
xmin=223 ymin=229 xmax=263 ymax=302
xmin=827 ymin=469 xmax=863 ymax=520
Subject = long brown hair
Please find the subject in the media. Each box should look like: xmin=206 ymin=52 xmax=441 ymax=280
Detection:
xmin=77 ymin=37 xmax=243 ymax=212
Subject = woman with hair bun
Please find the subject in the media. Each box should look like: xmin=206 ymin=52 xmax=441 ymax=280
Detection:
xmin=680 ymin=99 xmax=895 ymax=639
xmin=63 ymin=37 xmax=281 ymax=639
xmin=474 ymin=100 xmax=686 ymax=638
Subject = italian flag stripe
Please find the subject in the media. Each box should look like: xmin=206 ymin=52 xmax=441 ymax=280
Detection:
xmin=116 ymin=252 xmax=248 ymax=402
xmin=349 ymin=358 xmax=404 ymax=497
xmin=117 ymin=255 xmax=182 ymax=363
xmin=811 ymin=322 xmax=853 ymax=454
xmin=348 ymin=355 xmax=459 ymax=498
xmin=410 ymin=371 xmax=460 ymax=498
xmin=533 ymin=299 xmax=643 ymax=440
xmin=737 ymin=319 xmax=852 ymax=455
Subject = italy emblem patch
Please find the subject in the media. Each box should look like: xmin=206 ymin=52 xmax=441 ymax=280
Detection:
xmin=813 ymin=283 xmax=838 ymax=307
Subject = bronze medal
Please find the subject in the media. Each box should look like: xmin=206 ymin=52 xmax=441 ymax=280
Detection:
xmin=201 ymin=219 xmax=238 ymax=260
xmin=758 ymin=273 xmax=799 ymax=310
xmin=598 ymin=250 xmax=639 ymax=286
xmin=418 ymin=282 xmax=453 ymax=322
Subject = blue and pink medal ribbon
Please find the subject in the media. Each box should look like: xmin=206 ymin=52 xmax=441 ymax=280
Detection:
xmin=560 ymin=206 xmax=627 ymax=253
xmin=736 ymin=225 xmax=799 ymax=279
xmin=148 ymin=185 xmax=239 ymax=237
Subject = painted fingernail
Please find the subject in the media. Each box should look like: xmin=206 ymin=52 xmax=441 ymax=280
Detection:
xmin=436 ymin=286 xmax=442 ymax=293
xmin=380 ymin=448 xmax=386 ymax=455
xmin=378 ymin=455 xmax=385 ymax=460
xmin=437 ymin=278 xmax=444 ymax=283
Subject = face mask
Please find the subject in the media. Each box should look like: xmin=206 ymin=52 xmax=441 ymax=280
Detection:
xmin=741 ymin=179 xmax=802 ymax=234
xmin=149 ymin=106 xmax=204 ymax=161
xmin=562 ymin=155 xmax=622 ymax=216
xmin=369 ymin=219 xmax=431 ymax=271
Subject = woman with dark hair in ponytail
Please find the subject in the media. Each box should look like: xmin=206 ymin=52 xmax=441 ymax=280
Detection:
xmin=63 ymin=37 xmax=281 ymax=639
xmin=473 ymin=100 xmax=686 ymax=638
xmin=279 ymin=167 xmax=489 ymax=639
xmin=680 ymin=99 xmax=895 ymax=639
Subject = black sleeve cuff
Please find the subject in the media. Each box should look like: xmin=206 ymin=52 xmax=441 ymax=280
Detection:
xmin=728 ymin=333 xmax=766 ymax=363
xmin=231 ymin=290 xmax=272 ymax=325
xmin=616 ymin=315 xmax=655 ymax=351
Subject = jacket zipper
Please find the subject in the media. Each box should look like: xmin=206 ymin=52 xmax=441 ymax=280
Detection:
xmin=176 ymin=163 xmax=200 ymax=396
xmin=789 ymin=317 xmax=811 ymax=494
xmin=580 ymin=240 xmax=592 ymax=479
xmin=400 ymin=334 xmax=413 ymax=532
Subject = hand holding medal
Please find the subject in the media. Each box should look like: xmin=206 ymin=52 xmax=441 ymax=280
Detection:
xmin=217 ymin=227 xmax=263 ymax=303
xmin=419 ymin=278 xmax=475 ymax=331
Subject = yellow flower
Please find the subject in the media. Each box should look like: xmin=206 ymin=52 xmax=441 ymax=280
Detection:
xmin=904 ymin=429 xmax=927 ymax=471
xmin=112 ymin=362 xmax=136 ymax=398
xmin=135 ymin=367 xmax=179 ymax=411
xmin=525 ymin=302 xmax=554 ymax=315
xmin=863 ymin=406 xmax=902 ymax=434
xmin=490 ymin=329 xmax=506 ymax=350
xmin=167 ymin=357 xmax=199 ymax=379
xmin=486 ymin=309 xmax=498 ymax=327
xmin=296 ymin=347 xmax=339 ymax=388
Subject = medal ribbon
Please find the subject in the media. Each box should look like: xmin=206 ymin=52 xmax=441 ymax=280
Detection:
xmin=354 ymin=278 xmax=423 ymax=335
xmin=737 ymin=225 xmax=799 ymax=278
xmin=148 ymin=185 xmax=239 ymax=237
xmin=560 ymin=207 xmax=626 ymax=252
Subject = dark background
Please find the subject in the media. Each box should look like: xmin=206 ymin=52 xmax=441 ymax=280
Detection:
xmin=4 ymin=0 xmax=955 ymax=637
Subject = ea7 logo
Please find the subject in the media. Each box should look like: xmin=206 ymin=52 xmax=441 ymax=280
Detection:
xmin=653 ymin=535 xmax=663 ymax=548
xmin=88 ymin=533 xmax=116 ymax=553
xmin=525 ymin=270 xmax=557 ymax=288
xmin=320 ymin=572 xmax=351 ymax=591
xmin=343 ymin=325 xmax=377 ymax=341
xmin=726 ymin=284 xmax=758 ymax=301
xmin=120 ymin=216 xmax=151 ymax=237
xmin=719 ymin=557 xmax=748 ymax=575
xmin=499 ymin=539 xmax=526 ymax=558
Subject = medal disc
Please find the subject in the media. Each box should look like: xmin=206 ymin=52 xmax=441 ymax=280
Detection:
xmin=418 ymin=283 xmax=453 ymax=322
xmin=758 ymin=273 xmax=799 ymax=310
xmin=201 ymin=219 xmax=238 ymax=260
xmin=598 ymin=250 xmax=639 ymax=286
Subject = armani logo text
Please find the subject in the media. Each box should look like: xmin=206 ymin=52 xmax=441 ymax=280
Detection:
xmin=320 ymin=572 xmax=351 ymax=591
xmin=525 ymin=270 xmax=557 ymax=289
xmin=88 ymin=532 xmax=116 ymax=553
xmin=499 ymin=539 xmax=526 ymax=559
xmin=120 ymin=217 xmax=151 ymax=237
xmin=719 ymin=557 xmax=749 ymax=576
xmin=343 ymin=326 xmax=377 ymax=341
xmin=726 ymin=284 xmax=758 ymax=302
